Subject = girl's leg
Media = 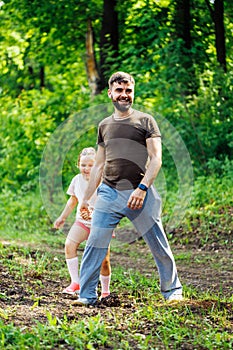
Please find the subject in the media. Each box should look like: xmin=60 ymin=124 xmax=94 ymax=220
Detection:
xmin=65 ymin=238 xmax=79 ymax=285
xmin=63 ymin=224 xmax=89 ymax=294
xmin=100 ymin=246 xmax=111 ymax=297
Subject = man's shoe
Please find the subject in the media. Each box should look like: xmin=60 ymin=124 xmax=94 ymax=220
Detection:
xmin=72 ymin=297 xmax=91 ymax=306
xmin=73 ymin=293 xmax=121 ymax=308
xmin=72 ymin=297 xmax=100 ymax=307
xmin=62 ymin=282 xmax=80 ymax=295
xmin=166 ymin=294 xmax=183 ymax=303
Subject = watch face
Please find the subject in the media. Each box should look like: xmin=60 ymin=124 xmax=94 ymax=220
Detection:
xmin=139 ymin=184 xmax=147 ymax=191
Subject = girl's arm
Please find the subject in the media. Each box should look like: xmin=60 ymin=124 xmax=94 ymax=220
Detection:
xmin=53 ymin=195 xmax=78 ymax=229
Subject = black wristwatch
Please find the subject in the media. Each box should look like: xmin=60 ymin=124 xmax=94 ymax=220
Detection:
xmin=138 ymin=183 xmax=148 ymax=191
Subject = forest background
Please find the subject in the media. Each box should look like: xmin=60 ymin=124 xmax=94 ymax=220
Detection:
xmin=1 ymin=0 xmax=232 ymax=235
xmin=0 ymin=1 xmax=233 ymax=349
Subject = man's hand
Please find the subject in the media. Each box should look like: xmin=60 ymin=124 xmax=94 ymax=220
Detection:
xmin=127 ymin=188 xmax=147 ymax=210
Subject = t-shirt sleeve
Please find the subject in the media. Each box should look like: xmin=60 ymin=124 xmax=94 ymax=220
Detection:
xmin=66 ymin=177 xmax=76 ymax=196
xmin=97 ymin=126 xmax=104 ymax=146
xmin=145 ymin=115 xmax=161 ymax=139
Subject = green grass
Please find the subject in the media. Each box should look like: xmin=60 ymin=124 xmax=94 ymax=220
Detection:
xmin=0 ymin=315 xmax=108 ymax=350
xmin=0 ymin=302 xmax=232 ymax=350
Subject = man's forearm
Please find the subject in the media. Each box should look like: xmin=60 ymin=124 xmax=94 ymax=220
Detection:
xmin=83 ymin=164 xmax=103 ymax=202
xmin=141 ymin=156 xmax=162 ymax=188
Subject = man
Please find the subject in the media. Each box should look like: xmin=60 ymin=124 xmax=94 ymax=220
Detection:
xmin=76 ymin=71 xmax=182 ymax=306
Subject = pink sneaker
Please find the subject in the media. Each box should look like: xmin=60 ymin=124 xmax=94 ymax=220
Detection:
xmin=62 ymin=282 xmax=80 ymax=295
xmin=101 ymin=292 xmax=110 ymax=298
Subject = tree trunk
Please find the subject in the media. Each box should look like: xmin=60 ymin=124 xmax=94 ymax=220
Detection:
xmin=40 ymin=66 xmax=45 ymax=88
xmin=85 ymin=19 xmax=101 ymax=95
xmin=99 ymin=0 xmax=119 ymax=89
xmin=214 ymin=0 xmax=226 ymax=71
xmin=173 ymin=0 xmax=195 ymax=93
xmin=174 ymin=0 xmax=191 ymax=50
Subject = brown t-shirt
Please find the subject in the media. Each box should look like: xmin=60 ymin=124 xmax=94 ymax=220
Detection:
xmin=97 ymin=109 xmax=161 ymax=190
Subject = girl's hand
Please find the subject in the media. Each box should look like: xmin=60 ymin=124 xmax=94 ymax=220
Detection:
xmin=80 ymin=200 xmax=92 ymax=220
xmin=80 ymin=208 xmax=92 ymax=220
xmin=53 ymin=217 xmax=65 ymax=229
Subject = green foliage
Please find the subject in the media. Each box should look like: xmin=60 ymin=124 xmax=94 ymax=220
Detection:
xmin=0 ymin=90 xmax=54 ymax=189
xmin=0 ymin=315 xmax=108 ymax=349
xmin=163 ymin=161 xmax=233 ymax=247
xmin=0 ymin=79 xmax=93 ymax=191
xmin=0 ymin=187 xmax=66 ymax=249
xmin=113 ymin=265 xmax=160 ymax=295
xmin=0 ymin=0 xmax=232 ymax=258
xmin=1 ymin=0 xmax=233 ymax=193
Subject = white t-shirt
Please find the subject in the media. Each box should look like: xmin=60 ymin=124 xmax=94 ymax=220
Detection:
xmin=66 ymin=174 xmax=97 ymax=227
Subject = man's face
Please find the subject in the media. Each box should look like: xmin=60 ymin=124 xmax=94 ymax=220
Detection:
xmin=108 ymin=81 xmax=134 ymax=112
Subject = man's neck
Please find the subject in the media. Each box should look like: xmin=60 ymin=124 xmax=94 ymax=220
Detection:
xmin=113 ymin=108 xmax=134 ymax=119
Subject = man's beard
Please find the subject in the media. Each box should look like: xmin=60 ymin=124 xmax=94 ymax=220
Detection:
xmin=113 ymin=100 xmax=132 ymax=112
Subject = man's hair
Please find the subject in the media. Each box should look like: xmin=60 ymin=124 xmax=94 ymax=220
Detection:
xmin=108 ymin=71 xmax=135 ymax=89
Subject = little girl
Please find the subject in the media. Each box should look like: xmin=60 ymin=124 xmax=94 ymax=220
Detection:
xmin=54 ymin=147 xmax=111 ymax=297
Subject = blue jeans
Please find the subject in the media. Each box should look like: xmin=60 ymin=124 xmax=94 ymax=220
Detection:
xmin=79 ymin=183 xmax=182 ymax=303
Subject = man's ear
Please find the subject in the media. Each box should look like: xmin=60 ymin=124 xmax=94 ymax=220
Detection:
xmin=107 ymin=89 xmax=112 ymax=98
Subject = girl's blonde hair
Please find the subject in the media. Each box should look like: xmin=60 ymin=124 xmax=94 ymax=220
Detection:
xmin=77 ymin=147 xmax=96 ymax=164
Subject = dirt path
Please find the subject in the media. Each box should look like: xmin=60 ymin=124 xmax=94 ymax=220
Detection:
xmin=110 ymin=240 xmax=233 ymax=296
xmin=0 ymin=236 xmax=232 ymax=328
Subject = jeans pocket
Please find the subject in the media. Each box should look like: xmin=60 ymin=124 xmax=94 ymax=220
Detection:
xmin=97 ymin=183 xmax=117 ymax=202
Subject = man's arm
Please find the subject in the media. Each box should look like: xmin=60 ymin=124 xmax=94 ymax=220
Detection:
xmin=127 ymin=137 xmax=162 ymax=210
xmin=140 ymin=137 xmax=162 ymax=188
xmin=80 ymin=145 xmax=105 ymax=211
